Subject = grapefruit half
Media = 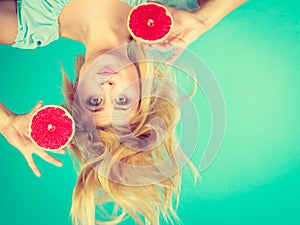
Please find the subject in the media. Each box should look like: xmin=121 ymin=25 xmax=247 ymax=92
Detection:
xmin=127 ymin=2 xmax=173 ymax=44
xmin=29 ymin=105 xmax=75 ymax=151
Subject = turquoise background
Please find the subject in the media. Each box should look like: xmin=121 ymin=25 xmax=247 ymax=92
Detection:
xmin=0 ymin=0 xmax=300 ymax=224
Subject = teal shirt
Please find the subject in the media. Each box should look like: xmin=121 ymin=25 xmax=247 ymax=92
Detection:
xmin=13 ymin=0 xmax=72 ymax=49
xmin=12 ymin=0 xmax=199 ymax=49
xmin=122 ymin=0 xmax=199 ymax=11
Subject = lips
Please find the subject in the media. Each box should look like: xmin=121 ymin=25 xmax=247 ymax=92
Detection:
xmin=97 ymin=67 xmax=117 ymax=75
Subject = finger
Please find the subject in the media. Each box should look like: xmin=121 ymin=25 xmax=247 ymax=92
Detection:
xmin=143 ymin=43 xmax=173 ymax=52
xmin=160 ymin=4 xmax=176 ymax=14
xmin=141 ymin=44 xmax=151 ymax=49
xmin=55 ymin=149 xmax=66 ymax=154
xmin=154 ymin=42 xmax=174 ymax=52
xmin=165 ymin=47 xmax=185 ymax=64
xmin=27 ymin=101 xmax=43 ymax=119
xmin=166 ymin=36 xmax=188 ymax=48
xmin=142 ymin=43 xmax=177 ymax=63
xmin=37 ymin=151 xmax=63 ymax=167
xmin=25 ymin=155 xmax=41 ymax=177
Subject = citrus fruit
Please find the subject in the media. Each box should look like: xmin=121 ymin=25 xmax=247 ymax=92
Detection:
xmin=29 ymin=105 xmax=75 ymax=151
xmin=127 ymin=2 xmax=173 ymax=44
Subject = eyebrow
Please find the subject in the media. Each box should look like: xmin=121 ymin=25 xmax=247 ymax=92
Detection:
xmin=85 ymin=105 xmax=131 ymax=112
xmin=113 ymin=106 xmax=129 ymax=111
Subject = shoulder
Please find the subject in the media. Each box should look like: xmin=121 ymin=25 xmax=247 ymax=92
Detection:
xmin=0 ymin=0 xmax=18 ymax=45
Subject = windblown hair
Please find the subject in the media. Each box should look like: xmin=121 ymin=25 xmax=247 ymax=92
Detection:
xmin=62 ymin=44 xmax=199 ymax=225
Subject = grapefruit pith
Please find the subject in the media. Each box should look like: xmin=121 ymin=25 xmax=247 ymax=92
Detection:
xmin=127 ymin=2 xmax=173 ymax=44
xmin=29 ymin=105 xmax=75 ymax=151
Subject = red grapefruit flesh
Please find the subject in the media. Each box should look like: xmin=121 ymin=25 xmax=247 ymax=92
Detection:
xmin=29 ymin=105 xmax=75 ymax=151
xmin=127 ymin=3 xmax=173 ymax=44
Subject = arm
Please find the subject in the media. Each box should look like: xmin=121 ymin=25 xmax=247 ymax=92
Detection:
xmin=0 ymin=102 xmax=65 ymax=177
xmin=195 ymin=0 xmax=248 ymax=30
xmin=160 ymin=0 xmax=248 ymax=62
xmin=0 ymin=102 xmax=14 ymax=132
xmin=0 ymin=0 xmax=18 ymax=44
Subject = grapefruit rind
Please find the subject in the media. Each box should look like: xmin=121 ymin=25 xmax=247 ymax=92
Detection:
xmin=127 ymin=2 xmax=173 ymax=44
xmin=29 ymin=105 xmax=75 ymax=152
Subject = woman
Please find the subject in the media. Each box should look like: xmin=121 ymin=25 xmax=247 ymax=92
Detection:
xmin=0 ymin=0 xmax=247 ymax=173
xmin=0 ymin=0 xmax=247 ymax=224
xmin=63 ymin=44 xmax=200 ymax=224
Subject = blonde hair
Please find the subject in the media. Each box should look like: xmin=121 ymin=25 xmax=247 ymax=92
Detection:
xmin=62 ymin=44 xmax=199 ymax=225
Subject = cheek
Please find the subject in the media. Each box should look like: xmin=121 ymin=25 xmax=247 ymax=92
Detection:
xmin=123 ymin=64 xmax=139 ymax=81
xmin=127 ymin=82 xmax=141 ymax=107
xmin=117 ymin=66 xmax=140 ymax=95
xmin=80 ymin=75 xmax=102 ymax=93
xmin=77 ymin=80 xmax=102 ymax=102
xmin=132 ymin=82 xmax=141 ymax=98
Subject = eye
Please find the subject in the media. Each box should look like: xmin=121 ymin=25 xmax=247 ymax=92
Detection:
xmin=89 ymin=97 xmax=102 ymax=106
xmin=115 ymin=95 xmax=129 ymax=105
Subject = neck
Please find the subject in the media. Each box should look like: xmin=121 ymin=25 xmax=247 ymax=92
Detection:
xmin=83 ymin=27 xmax=131 ymax=63
xmin=59 ymin=0 xmax=132 ymax=60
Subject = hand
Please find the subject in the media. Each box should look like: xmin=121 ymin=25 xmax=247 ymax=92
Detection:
xmin=163 ymin=5 xmax=208 ymax=63
xmin=1 ymin=102 xmax=66 ymax=177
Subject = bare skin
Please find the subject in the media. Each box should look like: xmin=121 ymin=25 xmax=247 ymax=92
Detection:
xmin=0 ymin=102 xmax=65 ymax=177
xmin=0 ymin=0 xmax=248 ymax=68
xmin=58 ymin=0 xmax=133 ymax=67
xmin=0 ymin=0 xmax=134 ymax=176
xmin=0 ymin=0 xmax=248 ymax=176
xmin=0 ymin=0 xmax=18 ymax=44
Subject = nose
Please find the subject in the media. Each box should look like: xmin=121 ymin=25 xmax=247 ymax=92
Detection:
xmin=99 ymin=80 xmax=114 ymax=106
xmin=100 ymin=79 xmax=114 ymax=87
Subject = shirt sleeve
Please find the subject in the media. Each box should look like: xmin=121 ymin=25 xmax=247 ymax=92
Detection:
xmin=121 ymin=0 xmax=148 ymax=7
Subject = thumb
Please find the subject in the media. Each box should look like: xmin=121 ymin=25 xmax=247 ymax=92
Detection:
xmin=158 ymin=4 xmax=176 ymax=14
xmin=28 ymin=101 xmax=43 ymax=118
